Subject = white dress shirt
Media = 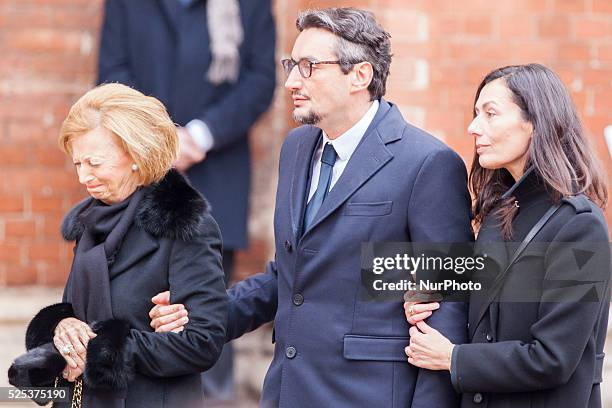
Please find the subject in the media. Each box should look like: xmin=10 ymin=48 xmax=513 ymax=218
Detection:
xmin=307 ymin=100 xmax=379 ymax=203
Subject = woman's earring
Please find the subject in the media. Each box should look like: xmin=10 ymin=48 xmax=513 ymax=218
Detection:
xmin=131 ymin=164 xmax=138 ymax=171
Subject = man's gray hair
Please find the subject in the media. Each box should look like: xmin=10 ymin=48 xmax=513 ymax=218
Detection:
xmin=296 ymin=8 xmax=392 ymax=100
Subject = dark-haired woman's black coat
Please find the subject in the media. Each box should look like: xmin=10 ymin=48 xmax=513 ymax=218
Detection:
xmin=451 ymin=173 xmax=610 ymax=408
xmin=10 ymin=171 xmax=228 ymax=408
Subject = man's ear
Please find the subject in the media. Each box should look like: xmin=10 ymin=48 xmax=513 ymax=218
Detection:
xmin=350 ymin=61 xmax=374 ymax=94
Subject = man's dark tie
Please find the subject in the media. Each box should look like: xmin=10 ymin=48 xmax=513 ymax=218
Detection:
xmin=303 ymin=143 xmax=337 ymax=231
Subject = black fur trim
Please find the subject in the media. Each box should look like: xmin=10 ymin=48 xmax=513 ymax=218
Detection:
xmin=61 ymin=169 xmax=209 ymax=242
xmin=135 ymin=169 xmax=209 ymax=241
xmin=84 ymin=319 xmax=133 ymax=390
xmin=60 ymin=197 xmax=91 ymax=241
xmin=8 ymin=342 xmax=65 ymax=391
xmin=26 ymin=303 xmax=75 ymax=350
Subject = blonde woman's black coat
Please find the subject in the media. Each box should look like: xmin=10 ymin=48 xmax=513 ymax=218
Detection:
xmin=9 ymin=171 xmax=228 ymax=408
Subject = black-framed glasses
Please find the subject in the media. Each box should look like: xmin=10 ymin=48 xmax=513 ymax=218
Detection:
xmin=281 ymin=58 xmax=343 ymax=78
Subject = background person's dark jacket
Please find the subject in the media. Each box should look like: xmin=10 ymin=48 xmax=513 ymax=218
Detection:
xmin=9 ymin=171 xmax=228 ymax=408
xmin=451 ymin=171 xmax=611 ymax=408
xmin=97 ymin=0 xmax=276 ymax=250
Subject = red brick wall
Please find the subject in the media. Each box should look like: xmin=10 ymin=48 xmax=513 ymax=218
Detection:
xmin=1 ymin=0 xmax=610 ymax=286
xmin=0 ymin=0 xmax=103 ymax=285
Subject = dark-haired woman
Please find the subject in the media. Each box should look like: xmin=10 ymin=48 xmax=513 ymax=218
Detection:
xmin=403 ymin=63 xmax=610 ymax=408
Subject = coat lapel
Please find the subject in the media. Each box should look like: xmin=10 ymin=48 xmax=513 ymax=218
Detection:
xmin=289 ymin=127 xmax=321 ymax=239
xmin=302 ymin=100 xmax=401 ymax=237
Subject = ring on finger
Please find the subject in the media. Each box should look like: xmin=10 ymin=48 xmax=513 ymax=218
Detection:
xmin=408 ymin=305 xmax=415 ymax=315
xmin=61 ymin=345 xmax=72 ymax=355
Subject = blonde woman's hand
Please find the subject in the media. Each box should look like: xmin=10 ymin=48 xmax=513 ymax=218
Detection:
xmin=61 ymin=365 xmax=83 ymax=382
xmin=53 ymin=317 xmax=96 ymax=371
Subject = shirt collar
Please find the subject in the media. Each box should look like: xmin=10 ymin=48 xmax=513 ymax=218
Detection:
xmin=321 ymin=100 xmax=379 ymax=162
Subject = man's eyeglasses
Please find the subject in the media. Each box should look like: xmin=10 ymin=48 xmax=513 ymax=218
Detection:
xmin=281 ymin=58 xmax=344 ymax=79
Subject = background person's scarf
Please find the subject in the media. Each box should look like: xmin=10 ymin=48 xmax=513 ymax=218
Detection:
xmin=206 ymin=0 xmax=243 ymax=84
xmin=62 ymin=188 xmax=145 ymax=408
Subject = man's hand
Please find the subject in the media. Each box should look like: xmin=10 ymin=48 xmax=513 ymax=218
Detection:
xmin=149 ymin=291 xmax=189 ymax=333
xmin=174 ymin=128 xmax=206 ymax=172
xmin=53 ymin=318 xmax=96 ymax=373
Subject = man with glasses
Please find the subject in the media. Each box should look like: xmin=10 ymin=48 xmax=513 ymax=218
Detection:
xmin=151 ymin=7 xmax=471 ymax=407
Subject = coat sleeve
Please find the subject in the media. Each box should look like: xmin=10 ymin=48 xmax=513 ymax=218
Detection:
xmin=96 ymin=0 xmax=136 ymax=87
xmin=198 ymin=0 xmax=276 ymax=151
xmin=222 ymin=130 xmax=296 ymax=341
xmin=451 ymin=211 xmax=611 ymax=393
xmin=225 ymin=259 xmax=279 ymax=341
xmin=407 ymin=147 xmax=473 ymax=243
xmin=407 ymin=147 xmax=472 ymax=408
xmin=83 ymin=214 xmax=229 ymax=389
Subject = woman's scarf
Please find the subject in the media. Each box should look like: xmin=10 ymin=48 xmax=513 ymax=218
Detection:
xmin=65 ymin=188 xmax=144 ymax=322
xmin=62 ymin=188 xmax=145 ymax=408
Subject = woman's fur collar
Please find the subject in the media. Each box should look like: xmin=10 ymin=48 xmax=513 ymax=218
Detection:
xmin=61 ymin=170 xmax=209 ymax=242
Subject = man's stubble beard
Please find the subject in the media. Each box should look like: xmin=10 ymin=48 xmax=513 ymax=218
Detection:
xmin=293 ymin=109 xmax=323 ymax=126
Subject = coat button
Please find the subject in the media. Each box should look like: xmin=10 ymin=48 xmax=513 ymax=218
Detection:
xmin=292 ymin=293 xmax=304 ymax=306
xmin=486 ymin=333 xmax=493 ymax=342
xmin=473 ymin=393 xmax=483 ymax=404
xmin=284 ymin=240 xmax=293 ymax=253
xmin=285 ymin=346 xmax=297 ymax=359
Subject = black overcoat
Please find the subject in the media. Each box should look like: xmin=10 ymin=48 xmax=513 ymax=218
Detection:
xmin=10 ymin=170 xmax=228 ymax=408
xmin=225 ymin=101 xmax=473 ymax=407
xmin=451 ymin=171 xmax=611 ymax=408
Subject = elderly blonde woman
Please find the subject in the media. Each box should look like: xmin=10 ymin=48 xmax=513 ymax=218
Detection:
xmin=8 ymin=83 xmax=228 ymax=408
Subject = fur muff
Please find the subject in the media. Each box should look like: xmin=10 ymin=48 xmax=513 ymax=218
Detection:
xmin=8 ymin=342 xmax=65 ymax=388
xmin=84 ymin=319 xmax=134 ymax=390
xmin=26 ymin=303 xmax=75 ymax=350
xmin=62 ymin=169 xmax=209 ymax=242
xmin=7 ymin=303 xmax=74 ymax=405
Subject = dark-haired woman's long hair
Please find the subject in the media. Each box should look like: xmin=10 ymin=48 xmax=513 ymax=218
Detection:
xmin=469 ymin=63 xmax=608 ymax=238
